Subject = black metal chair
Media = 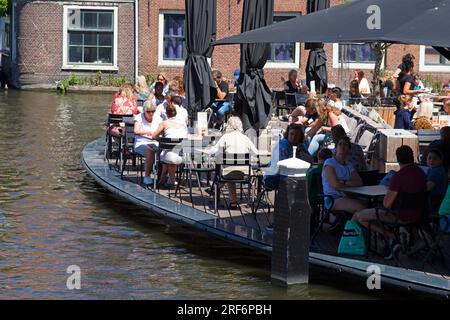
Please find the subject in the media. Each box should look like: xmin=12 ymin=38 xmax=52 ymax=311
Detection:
xmin=105 ymin=113 xmax=133 ymax=166
xmin=155 ymin=137 xmax=184 ymax=193
xmin=175 ymin=139 xmax=215 ymax=212
xmin=120 ymin=121 xmax=144 ymax=183
xmin=367 ymin=191 xmax=430 ymax=264
xmin=213 ymin=152 xmax=252 ymax=215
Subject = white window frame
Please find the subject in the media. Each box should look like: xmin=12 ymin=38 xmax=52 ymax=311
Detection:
xmin=62 ymin=5 xmax=118 ymax=71
xmin=332 ymin=43 xmax=384 ymax=70
xmin=265 ymin=13 xmax=300 ymax=69
xmin=419 ymin=45 xmax=450 ymax=73
xmin=158 ymin=10 xmax=186 ymax=67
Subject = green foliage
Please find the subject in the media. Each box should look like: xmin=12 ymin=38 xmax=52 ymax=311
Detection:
xmin=56 ymin=72 xmax=129 ymax=93
xmin=145 ymin=74 xmax=156 ymax=85
xmin=0 ymin=0 xmax=8 ymax=17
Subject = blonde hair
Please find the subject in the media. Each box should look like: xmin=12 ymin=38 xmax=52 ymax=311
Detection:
xmin=225 ymin=116 xmax=243 ymax=133
xmin=143 ymin=98 xmax=156 ymax=112
xmin=120 ymin=83 xmax=135 ymax=101
xmin=168 ymin=79 xmax=185 ymax=96
xmin=135 ymin=75 xmax=149 ymax=94
xmin=317 ymin=99 xmax=341 ymax=123
xmin=157 ymin=73 xmax=168 ymax=85
xmin=399 ymin=95 xmax=413 ymax=108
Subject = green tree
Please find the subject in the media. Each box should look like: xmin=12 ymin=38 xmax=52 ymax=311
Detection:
xmin=0 ymin=0 xmax=9 ymax=17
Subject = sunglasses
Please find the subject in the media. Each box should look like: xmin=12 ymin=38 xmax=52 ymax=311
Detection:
xmin=145 ymin=110 xmax=155 ymax=114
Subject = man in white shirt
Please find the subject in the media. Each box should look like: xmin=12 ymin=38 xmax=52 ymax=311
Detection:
xmin=154 ymin=94 xmax=189 ymax=126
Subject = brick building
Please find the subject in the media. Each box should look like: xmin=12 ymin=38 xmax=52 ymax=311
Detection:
xmin=7 ymin=0 xmax=450 ymax=89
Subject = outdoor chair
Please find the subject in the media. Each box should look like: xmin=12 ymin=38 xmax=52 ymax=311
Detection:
xmin=174 ymin=139 xmax=215 ymax=212
xmin=105 ymin=113 xmax=133 ymax=166
xmin=212 ymin=152 xmax=252 ymax=216
xmin=120 ymin=121 xmax=144 ymax=183
xmin=155 ymin=137 xmax=185 ymax=193
xmin=310 ymin=172 xmax=352 ymax=245
xmin=366 ymin=191 xmax=430 ymax=264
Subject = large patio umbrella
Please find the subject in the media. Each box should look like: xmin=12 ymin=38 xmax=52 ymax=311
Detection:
xmin=234 ymin=0 xmax=273 ymax=132
xmin=183 ymin=0 xmax=217 ymax=124
xmin=305 ymin=0 xmax=329 ymax=94
xmin=214 ymin=0 xmax=450 ymax=49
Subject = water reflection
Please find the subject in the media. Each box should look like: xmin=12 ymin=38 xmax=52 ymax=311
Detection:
xmin=0 ymin=90 xmax=374 ymax=299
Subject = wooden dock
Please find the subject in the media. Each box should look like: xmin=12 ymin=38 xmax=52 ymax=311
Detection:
xmin=83 ymin=138 xmax=450 ymax=298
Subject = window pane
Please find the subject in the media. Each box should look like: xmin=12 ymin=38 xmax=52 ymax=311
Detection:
xmin=84 ymin=47 xmax=98 ymax=63
xmin=98 ymin=47 xmax=112 ymax=64
xmin=339 ymin=43 xmax=377 ymax=63
xmin=83 ymin=12 xmax=97 ymax=29
xmin=99 ymin=33 xmax=112 ymax=46
xmin=425 ymin=47 xmax=450 ymax=66
xmin=269 ymin=15 xmax=296 ymax=62
xmin=84 ymin=33 xmax=97 ymax=46
xmin=98 ymin=12 xmax=113 ymax=30
xmin=164 ymin=38 xmax=185 ymax=60
xmin=69 ymin=46 xmax=82 ymax=63
xmin=69 ymin=32 xmax=82 ymax=45
xmin=163 ymin=14 xmax=186 ymax=60
xmin=67 ymin=9 xmax=82 ymax=29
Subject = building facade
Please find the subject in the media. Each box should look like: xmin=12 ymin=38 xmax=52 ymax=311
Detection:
xmin=6 ymin=0 xmax=450 ymax=89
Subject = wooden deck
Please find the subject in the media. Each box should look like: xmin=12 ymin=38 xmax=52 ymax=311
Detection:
xmin=83 ymin=138 xmax=450 ymax=298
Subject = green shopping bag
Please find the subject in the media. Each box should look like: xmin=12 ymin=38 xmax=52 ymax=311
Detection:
xmin=337 ymin=220 xmax=367 ymax=256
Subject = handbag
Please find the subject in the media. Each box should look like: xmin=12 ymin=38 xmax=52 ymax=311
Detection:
xmin=337 ymin=220 xmax=367 ymax=256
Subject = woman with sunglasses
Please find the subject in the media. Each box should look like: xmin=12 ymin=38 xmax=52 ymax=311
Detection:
xmin=134 ymin=100 xmax=159 ymax=186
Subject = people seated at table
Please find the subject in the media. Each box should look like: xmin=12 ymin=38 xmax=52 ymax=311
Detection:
xmin=134 ymin=100 xmax=159 ymax=186
xmin=150 ymin=73 xmax=169 ymax=96
xmin=353 ymin=145 xmax=427 ymax=258
xmin=322 ymin=136 xmax=367 ymax=215
xmin=153 ymin=81 xmax=166 ymax=107
xmin=421 ymin=126 xmax=450 ymax=173
xmin=331 ymin=125 xmax=367 ymax=172
xmin=307 ymin=148 xmax=333 ymax=206
xmin=111 ymin=83 xmax=138 ymax=115
xmin=208 ymin=116 xmax=259 ymax=209
xmin=307 ymin=100 xmax=346 ymax=157
xmin=289 ymin=98 xmax=319 ymax=130
xmin=148 ymin=103 xmax=187 ymax=188
xmin=394 ymin=95 xmax=414 ymax=130
xmin=398 ymin=60 xmax=425 ymax=96
xmin=263 ymin=124 xmax=313 ymax=190
xmin=426 ymin=149 xmax=449 ymax=214
xmin=354 ymin=70 xmax=371 ymax=96
xmin=135 ymin=75 xmax=150 ymax=102
xmin=412 ymin=101 xmax=434 ymax=130
xmin=282 ymin=69 xmax=300 ymax=93
xmin=328 ymin=87 xmax=344 ymax=110
xmin=210 ymin=70 xmax=231 ymax=126
xmin=154 ymin=89 xmax=189 ymax=126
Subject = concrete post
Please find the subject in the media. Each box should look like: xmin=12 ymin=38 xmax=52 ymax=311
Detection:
xmin=271 ymin=174 xmax=311 ymax=285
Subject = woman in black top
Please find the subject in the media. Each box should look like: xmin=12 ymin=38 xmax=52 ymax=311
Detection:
xmin=282 ymin=69 xmax=300 ymax=93
xmin=399 ymin=60 xmax=425 ymax=95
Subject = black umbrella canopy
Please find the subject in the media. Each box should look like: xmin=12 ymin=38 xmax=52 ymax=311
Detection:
xmin=214 ymin=0 xmax=450 ymax=48
xmin=183 ymin=0 xmax=217 ymax=123
xmin=305 ymin=0 xmax=329 ymax=94
xmin=235 ymin=0 xmax=273 ymax=132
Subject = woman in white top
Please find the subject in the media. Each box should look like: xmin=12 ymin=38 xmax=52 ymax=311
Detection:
xmin=134 ymin=100 xmax=159 ymax=185
xmin=355 ymin=70 xmax=371 ymax=96
xmin=209 ymin=116 xmax=259 ymax=209
xmin=154 ymin=94 xmax=189 ymax=126
xmin=150 ymin=103 xmax=188 ymax=188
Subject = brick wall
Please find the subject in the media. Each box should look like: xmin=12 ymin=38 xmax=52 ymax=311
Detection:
xmin=15 ymin=0 xmax=134 ymax=86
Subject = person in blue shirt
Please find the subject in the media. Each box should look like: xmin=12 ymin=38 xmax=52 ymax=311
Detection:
xmin=394 ymin=95 xmax=414 ymax=130
xmin=426 ymin=149 xmax=449 ymax=214
xmin=263 ymin=124 xmax=313 ymax=190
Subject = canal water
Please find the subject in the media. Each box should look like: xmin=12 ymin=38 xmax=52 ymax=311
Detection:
xmin=0 ymin=89 xmax=375 ymax=299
